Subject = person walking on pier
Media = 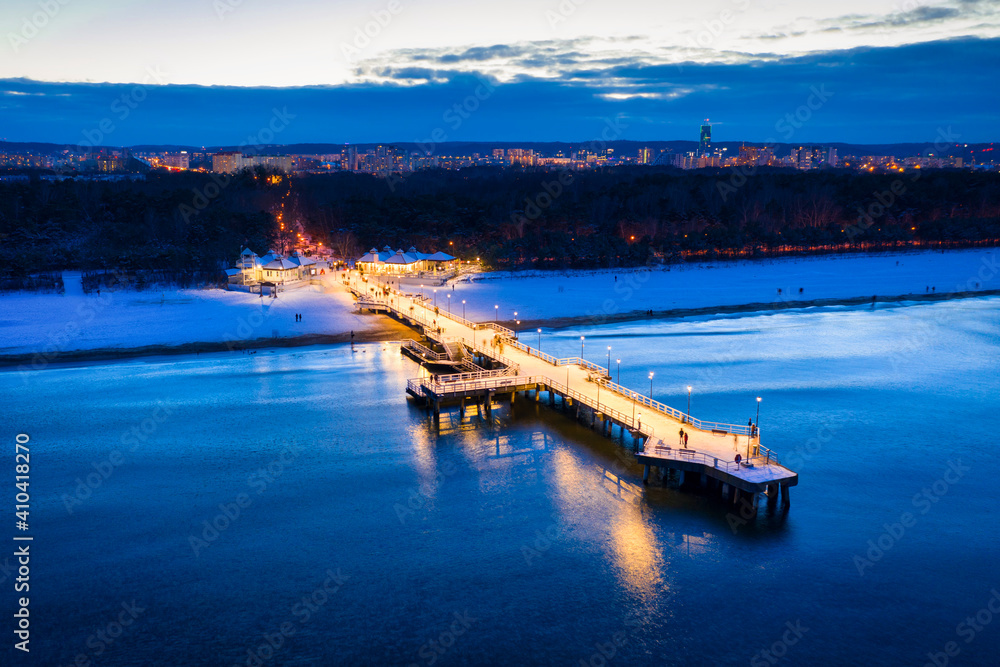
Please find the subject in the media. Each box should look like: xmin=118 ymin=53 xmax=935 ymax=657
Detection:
xmin=679 ymin=428 xmax=684 ymax=446
xmin=683 ymin=432 xmax=688 ymax=448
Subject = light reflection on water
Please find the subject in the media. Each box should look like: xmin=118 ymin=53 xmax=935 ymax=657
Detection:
xmin=2 ymin=298 xmax=998 ymax=665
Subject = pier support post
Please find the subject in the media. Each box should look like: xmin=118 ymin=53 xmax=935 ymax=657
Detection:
xmin=766 ymin=484 xmax=778 ymax=508
xmin=510 ymin=390 xmax=516 ymax=405
xmin=549 ymin=390 xmax=555 ymax=407
xmin=459 ymin=398 xmax=466 ymax=418
xmin=643 ymin=465 xmax=650 ymax=484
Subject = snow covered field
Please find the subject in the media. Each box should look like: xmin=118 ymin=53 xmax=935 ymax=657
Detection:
xmin=0 ymin=272 xmax=375 ymax=357
xmin=1 ymin=249 xmax=997 ymax=358
xmin=450 ymin=249 xmax=1000 ymax=323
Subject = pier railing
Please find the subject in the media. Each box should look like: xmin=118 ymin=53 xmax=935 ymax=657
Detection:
xmin=406 ymin=378 xmax=428 ymax=397
xmin=644 ymin=440 xmax=783 ymax=471
xmin=418 ymin=374 xmax=542 ymax=397
xmin=643 ymin=442 xmax=743 ymax=472
xmin=402 ymin=339 xmax=450 ymax=361
xmin=493 ymin=338 xmax=752 ymax=437
xmin=432 ymin=367 xmax=519 ymax=383
xmin=594 ymin=377 xmax=752 ymax=436
xmin=469 ymin=341 xmax=520 ymax=373
xmin=542 ymin=378 xmax=655 ymax=441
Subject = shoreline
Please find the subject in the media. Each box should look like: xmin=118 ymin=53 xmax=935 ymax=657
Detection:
xmin=0 ymin=316 xmax=415 ymax=369
xmin=3 ymin=289 xmax=997 ymax=369
xmin=513 ymin=288 xmax=1000 ymax=331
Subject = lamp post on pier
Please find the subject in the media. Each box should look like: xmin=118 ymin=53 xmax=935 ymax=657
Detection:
xmin=462 ymin=300 xmax=466 ymax=319
xmin=447 ymin=293 xmax=451 ymax=314
xmin=686 ymin=385 xmax=692 ymax=423
xmin=494 ymin=304 xmax=498 ymax=323
xmin=537 ymin=328 xmax=542 ymax=351
xmin=606 ymin=346 xmax=611 ymax=379
xmin=433 ymin=289 xmax=437 ymax=308
xmin=616 ymin=359 xmax=620 ymax=385
xmin=649 ymin=372 xmax=654 ymax=398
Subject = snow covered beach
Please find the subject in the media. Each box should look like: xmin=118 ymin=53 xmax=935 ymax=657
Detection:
xmin=454 ymin=248 xmax=1000 ymax=326
xmin=1 ymin=248 xmax=997 ymax=365
xmin=0 ymin=272 xmax=393 ymax=364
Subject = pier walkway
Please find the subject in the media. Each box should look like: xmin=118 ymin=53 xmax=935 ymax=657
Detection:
xmin=348 ymin=274 xmax=797 ymax=501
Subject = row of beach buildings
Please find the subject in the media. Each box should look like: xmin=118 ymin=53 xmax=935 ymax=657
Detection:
xmin=226 ymin=245 xmax=459 ymax=287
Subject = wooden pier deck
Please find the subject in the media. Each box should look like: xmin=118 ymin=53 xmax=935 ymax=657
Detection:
xmin=350 ymin=277 xmax=798 ymax=503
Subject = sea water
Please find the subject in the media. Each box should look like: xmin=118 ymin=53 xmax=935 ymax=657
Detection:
xmin=4 ymin=297 xmax=999 ymax=665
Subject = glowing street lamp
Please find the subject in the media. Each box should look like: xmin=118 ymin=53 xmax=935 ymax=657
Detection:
xmin=433 ymin=289 xmax=438 ymax=308
xmin=447 ymin=293 xmax=451 ymax=313
xmin=607 ymin=346 xmax=612 ymax=378
xmin=537 ymin=328 xmax=542 ymax=351
xmin=462 ymin=299 xmax=466 ymax=319
xmin=580 ymin=336 xmax=585 ymax=359
xmin=494 ymin=304 xmax=498 ymax=323
xmin=686 ymin=385 xmax=692 ymax=423
xmin=650 ymin=372 xmax=655 ymax=398
xmin=616 ymin=359 xmax=620 ymax=385
xmin=756 ymin=396 xmax=762 ymax=432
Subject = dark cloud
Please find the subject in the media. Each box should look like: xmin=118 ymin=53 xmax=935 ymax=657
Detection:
xmin=823 ymin=0 xmax=993 ymax=32
xmin=0 ymin=38 xmax=996 ymax=145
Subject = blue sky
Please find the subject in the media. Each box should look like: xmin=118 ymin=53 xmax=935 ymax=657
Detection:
xmin=1 ymin=0 xmax=998 ymax=145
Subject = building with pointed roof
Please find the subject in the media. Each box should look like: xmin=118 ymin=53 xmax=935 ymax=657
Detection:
xmin=227 ymin=247 xmax=321 ymax=286
xmin=355 ymin=246 xmax=457 ymax=274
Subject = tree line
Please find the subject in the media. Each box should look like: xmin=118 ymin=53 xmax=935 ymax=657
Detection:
xmin=1 ymin=165 xmax=997 ymax=280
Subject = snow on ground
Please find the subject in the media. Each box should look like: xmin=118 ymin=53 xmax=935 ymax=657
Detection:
xmin=2 ymin=249 xmax=997 ymax=356
xmin=448 ymin=248 xmax=1000 ymax=323
xmin=0 ymin=271 xmax=375 ymax=356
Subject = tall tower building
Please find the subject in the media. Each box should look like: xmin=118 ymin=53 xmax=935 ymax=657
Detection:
xmin=700 ymin=123 xmax=712 ymax=156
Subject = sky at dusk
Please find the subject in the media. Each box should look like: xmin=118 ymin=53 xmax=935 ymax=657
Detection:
xmin=1 ymin=0 xmax=998 ymax=145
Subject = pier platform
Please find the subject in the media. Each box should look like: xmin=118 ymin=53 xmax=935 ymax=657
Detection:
xmin=350 ymin=278 xmax=798 ymax=503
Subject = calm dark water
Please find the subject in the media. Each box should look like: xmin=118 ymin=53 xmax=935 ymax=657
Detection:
xmin=3 ymin=298 xmax=999 ymax=666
